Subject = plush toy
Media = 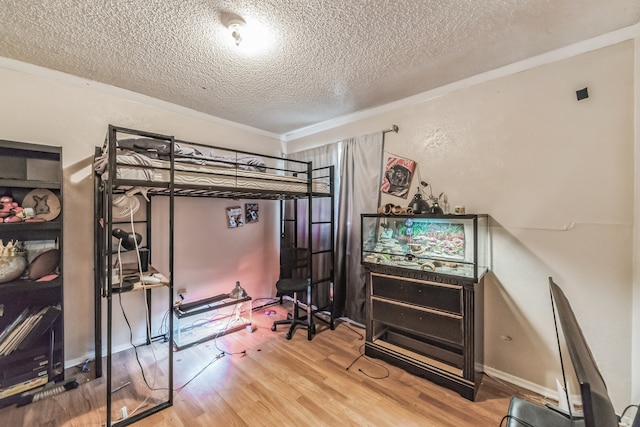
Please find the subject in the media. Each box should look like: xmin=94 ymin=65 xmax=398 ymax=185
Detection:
xmin=0 ymin=196 xmax=39 ymax=223
xmin=0 ymin=196 xmax=14 ymax=218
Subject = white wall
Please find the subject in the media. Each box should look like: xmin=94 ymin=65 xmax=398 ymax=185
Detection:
xmin=288 ymin=41 xmax=636 ymax=410
xmin=0 ymin=60 xmax=282 ymax=365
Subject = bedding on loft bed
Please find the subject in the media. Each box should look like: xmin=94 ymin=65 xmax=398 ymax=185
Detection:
xmin=94 ymin=134 xmax=330 ymax=197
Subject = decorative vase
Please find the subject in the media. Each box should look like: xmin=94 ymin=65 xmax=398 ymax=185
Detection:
xmin=409 ymin=190 xmax=430 ymax=214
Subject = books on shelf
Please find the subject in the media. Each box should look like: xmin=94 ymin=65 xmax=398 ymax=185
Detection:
xmin=0 ymin=366 xmax=48 ymax=390
xmin=0 ymin=308 xmax=29 ymax=345
xmin=0 ymin=304 xmax=61 ymax=356
xmin=0 ymin=375 xmax=48 ymax=399
xmin=0 ymin=354 xmax=48 ymax=389
xmin=18 ymin=305 xmax=61 ymax=351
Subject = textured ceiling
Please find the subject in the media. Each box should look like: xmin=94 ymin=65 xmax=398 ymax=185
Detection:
xmin=0 ymin=1 xmax=639 ymax=136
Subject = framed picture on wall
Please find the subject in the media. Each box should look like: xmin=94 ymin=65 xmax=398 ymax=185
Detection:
xmin=245 ymin=203 xmax=259 ymax=223
xmin=226 ymin=206 xmax=244 ymax=228
xmin=381 ymin=155 xmax=416 ymax=199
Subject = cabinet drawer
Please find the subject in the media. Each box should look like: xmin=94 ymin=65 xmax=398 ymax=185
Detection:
xmin=371 ymin=273 xmax=462 ymax=315
xmin=372 ymin=298 xmax=463 ymax=345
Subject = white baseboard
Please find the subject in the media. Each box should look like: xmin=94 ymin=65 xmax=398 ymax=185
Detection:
xmin=484 ymin=366 xmax=574 ymax=403
xmin=65 ymin=340 xmax=149 ymax=370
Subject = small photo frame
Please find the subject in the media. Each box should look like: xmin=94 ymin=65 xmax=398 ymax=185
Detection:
xmin=381 ymin=155 xmax=417 ymax=199
xmin=226 ymin=206 xmax=244 ymax=228
xmin=245 ymin=203 xmax=259 ymax=223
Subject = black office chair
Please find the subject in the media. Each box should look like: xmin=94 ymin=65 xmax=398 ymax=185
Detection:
xmin=271 ymin=247 xmax=315 ymax=340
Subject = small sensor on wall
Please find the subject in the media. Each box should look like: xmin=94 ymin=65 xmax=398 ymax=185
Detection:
xmin=576 ymin=87 xmax=589 ymax=101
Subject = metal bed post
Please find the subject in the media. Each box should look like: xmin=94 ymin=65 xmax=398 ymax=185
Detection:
xmin=93 ymin=149 xmax=103 ymax=379
xmin=100 ymin=125 xmax=175 ymax=427
xmin=328 ymin=165 xmax=335 ymax=329
xmin=167 ymin=133 xmax=175 ymax=406
xmin=105 ymin=125 xmax=116 ymax=427
xmin=306 ymin=160 xmax=314 ymax=339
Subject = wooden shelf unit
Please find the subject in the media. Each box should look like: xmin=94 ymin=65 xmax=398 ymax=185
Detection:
xmin=0 ymin=140 xmax=63 ymax=408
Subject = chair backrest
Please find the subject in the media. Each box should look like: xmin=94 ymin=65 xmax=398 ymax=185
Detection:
xmin=280 ymin=247 xmax=308 ymax=280
xmin=549 ymin=277 xmax=619 ymax=427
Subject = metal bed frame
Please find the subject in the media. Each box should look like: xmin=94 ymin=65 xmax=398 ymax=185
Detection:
xmin=93 ymin=124 xmax=335 ymax=426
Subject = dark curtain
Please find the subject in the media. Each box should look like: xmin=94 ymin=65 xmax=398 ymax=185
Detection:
xmin=288 ymin=132 xmax=383 ymax=323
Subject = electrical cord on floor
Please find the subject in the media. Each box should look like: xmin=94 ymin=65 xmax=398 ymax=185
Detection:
xmin=344 ymin=343 xmax=389 ymax=380
xmin=113 ymin=199 xmax=254 ymax=416
xmin=157 ymin=308 xmax=171 ymax=338
xmin=113 ymin=227 xmax=161 ymax=420
xmin=213 ymin=304 xmax=248 ymax=357
xmin=115 ymin=244 xmax=160 ymax=396
xmin=344 ymin=323 xmax=365 ymax=340
xmin=117 ymin=292 xmax=163 ymax=392
xmin=336 ymin=316 xmax=366 ymax=340
xmin=499 ymin=414 xmax=537 ymax=427
xmin=174 ymin=351 xmax=225 ymax=395
xmin=172 ymin=304 xmax=248 ymax=394
xmin=347 ymin=325 xmax=364 ymax=338
xmin=214 ymin=338 xmax=247 ymax=357
xmin=120 ymin=291 xmax=271 ymax=396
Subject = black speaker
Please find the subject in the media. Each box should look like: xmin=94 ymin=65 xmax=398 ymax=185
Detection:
xmin=576 ymin=87 xmax=589 ymax=101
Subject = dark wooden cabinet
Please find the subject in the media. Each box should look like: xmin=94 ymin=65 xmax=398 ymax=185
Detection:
xmin=365 ymin=265 xmax=484 ymax=400
xmin=0 ymin=140 xmax=63 ymax=408
xmin=361 ymin=213 xmax=488 ymax=400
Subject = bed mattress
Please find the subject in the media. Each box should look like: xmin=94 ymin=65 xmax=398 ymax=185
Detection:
xmin=95 ymin=150 xmax=329 ymax=195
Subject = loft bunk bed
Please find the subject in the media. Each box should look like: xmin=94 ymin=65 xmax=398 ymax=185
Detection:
xmin=93 ymin=125 xmax=335 ymax=427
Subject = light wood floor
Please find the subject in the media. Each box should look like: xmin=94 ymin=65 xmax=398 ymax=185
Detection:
xmin=0 ymin=302 xmax=542 ymax=427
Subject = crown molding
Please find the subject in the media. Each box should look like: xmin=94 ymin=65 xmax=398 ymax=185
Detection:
xmin=2 ymin=22 xmax=638 ymax=144
xmin=0 ymin=56 xmax=280 ymax=140
xmin=283 ymin=23 xmax=640 ymax=142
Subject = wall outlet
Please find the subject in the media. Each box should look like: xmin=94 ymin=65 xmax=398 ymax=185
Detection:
xmin=177 ymin=288 xmax=187 ymax=295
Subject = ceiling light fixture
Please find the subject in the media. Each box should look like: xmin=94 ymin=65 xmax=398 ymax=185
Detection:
xmin=226 ymin=17 xmax=245 ymax=46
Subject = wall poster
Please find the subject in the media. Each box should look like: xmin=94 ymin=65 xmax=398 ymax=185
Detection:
xmin=226 ymin=206 xmax=244 ymax=228
xmin=245 ymin=203 xmax=259 ymax=223
xmin=381 ymin=155 xmax=416 ymax=199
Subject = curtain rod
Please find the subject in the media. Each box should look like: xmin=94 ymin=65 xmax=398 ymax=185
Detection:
xmin=383 ymin=125 xmax=399 ymax=134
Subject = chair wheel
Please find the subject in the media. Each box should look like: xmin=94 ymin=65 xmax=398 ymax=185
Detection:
xmin=285 ymin=332 xmax=292 ymax=340
xmin=271 ymin=325 xmax=276 ymax=332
